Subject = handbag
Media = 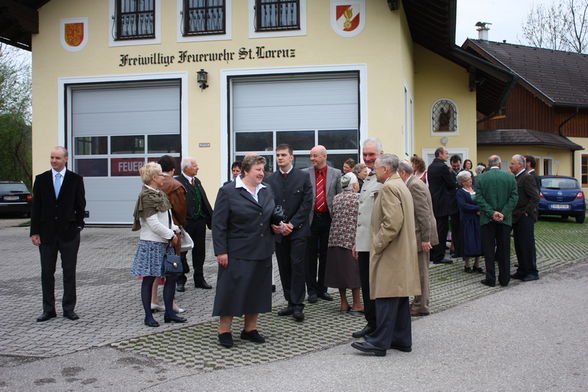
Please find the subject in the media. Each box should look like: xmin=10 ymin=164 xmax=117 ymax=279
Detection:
xmin=271 ymin=204 xmax=288 ymax=225
xmin=161 ymin=211 xmax=184 ymax=277
xmin=179 ymin=227 xmax=194 ymax=252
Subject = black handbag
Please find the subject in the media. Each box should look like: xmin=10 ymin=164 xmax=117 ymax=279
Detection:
xmin=161 ymin=211 xmax=183 ymax=277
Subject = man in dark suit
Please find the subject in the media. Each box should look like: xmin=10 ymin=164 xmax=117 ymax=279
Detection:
xmin=510 ymin=154 xmax=540 ymax=282
xmin=266 ymin=144 xmax=313 ymax=321
xmin=30 ymin=146 xmax=86 ymax=322
xmin=427 ymin=147 xmax=457 ymax=264
xmin=449 ymin=154 xmax=463 ymax=258
xmin=304 ymin=145 xmax=342 ymax=303
xmin=475 ymin=155 xmax=518 ymax=287
xmin=524 ymin=155 xmax=541 ymax=191
xmin=176 ymin=157 xmax=213 ymax=291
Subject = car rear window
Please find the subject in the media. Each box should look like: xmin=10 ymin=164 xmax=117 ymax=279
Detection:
xmin=0 ymin=183 xmax=29 ymax=193
xmin=540 ymin=178 xmax=579 ymax=190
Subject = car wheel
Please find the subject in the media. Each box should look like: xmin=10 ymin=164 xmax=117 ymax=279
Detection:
xmin=576 ymin=214 xmax=585 ymax=224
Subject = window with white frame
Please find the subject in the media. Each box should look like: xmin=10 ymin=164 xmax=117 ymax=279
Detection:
xmin=249 ymin=0 xmax=306 ymax=38
xmin=431 ymin=98 xmax=458 ymax=134
xmin=182 ymin=0 xmax=226 ymax=36
xmin=115 ymin=0 xmax=156 ymax=40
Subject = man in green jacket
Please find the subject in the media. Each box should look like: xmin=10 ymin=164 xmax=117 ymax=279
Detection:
xmin=475 ymin=155 xmax=518 ymax=287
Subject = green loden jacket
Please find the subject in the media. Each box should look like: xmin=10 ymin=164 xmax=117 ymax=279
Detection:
xmin=475 ymin=167 xmax=518 ymax=227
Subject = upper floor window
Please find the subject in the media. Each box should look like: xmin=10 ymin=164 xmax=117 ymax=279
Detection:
xmin=255 ymin=0 xmax=300 ymax=32
xmin=116 ymin=0 xmax=156 ymax=40
xmin=183 ymin=0 xmax=226 ymax=36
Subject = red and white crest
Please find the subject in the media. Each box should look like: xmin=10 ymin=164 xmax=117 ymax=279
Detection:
xmin=60 ymin=18 xmax=88 ymax=52
xmin=331 ymin=0 xmax=365 ymax=38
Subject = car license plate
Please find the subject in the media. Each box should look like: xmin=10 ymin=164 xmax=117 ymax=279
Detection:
xmin=3 ymin=196 xmax=19 ymax=201
xmin=550 ymin=204 xmax=570 ymax=210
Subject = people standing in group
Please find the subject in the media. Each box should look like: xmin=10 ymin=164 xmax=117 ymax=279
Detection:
xmin=176 ymin=157 xmax=213 ymax=291
xmin=397 ymin=160 xmax=438 ymax=317
xmin=325 ymin=172 xmax=363 ymax=315
xmin=448 ymin=155 xmax=463 ymax=258
xmin=410 ymin=155 xmax=428 ymax=184
xmin=455 ymin=171 xmax=483 ymax=274
xmin=427 ymin=147 xmax=458 ymax=265
xmin=509 ymin=154 xmax=540 ymax=282
xmin=475 ymin=155 xmax=518 ymax=287
xmin=351 ymin=138 xmax=383 ymax=339
xmin=211 ymin=155 xmax=276 ymax=348
xmin=351 ymin=154 xmax=420 ymax=357
xmin=223 ymin=161 xmax=242 ymax=185
xmin=131 ymin=162 xmax=186 ymax=327
xmin=31 ymin=146 xmax=86 ymax=322
xmin=304 ymin=145 xmax=342 ymax=303
xmin=342 ymin=158 xmax=356 ymax=174
xmin=265 ymin=144 xmax=313 ymax=322
xmin=524 ymin=155 xmax=541 ymax=191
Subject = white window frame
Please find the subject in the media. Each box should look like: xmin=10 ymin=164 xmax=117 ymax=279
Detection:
xmin=542 ymin=156 xmax=554 ymax=176
xmin=248 ymin=0 xmax=306 ymax=38
xmin=177 ymin=0 xmax=232 ymax=42
xmin=109 ymin=0 xmax=162 ymax=47
xmin=430 ymin=98 xmax=459 ymax=137
xmin=403 ymin=83 xmax=414 ymax=158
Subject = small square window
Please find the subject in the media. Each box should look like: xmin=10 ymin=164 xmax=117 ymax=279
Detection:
xmin=256 ymin=0 xmax=300 ymax=32
xmin=183 ymin=0 xmax=226 ymax=36
xmin=116 ymin=0 xmax=156 ymax=40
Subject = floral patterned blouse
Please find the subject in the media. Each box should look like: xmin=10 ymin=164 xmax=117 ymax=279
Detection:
xmin=328 ymin=191 xmax=360 ymax=250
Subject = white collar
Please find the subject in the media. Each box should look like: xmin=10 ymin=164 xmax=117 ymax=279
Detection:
xmin=52 ymin=168 xmax=66 ymax=177
xmin=182 ymin=172 xmax=194 ymax=182
xmin=279 ymin=166 xmax=293 ymax=175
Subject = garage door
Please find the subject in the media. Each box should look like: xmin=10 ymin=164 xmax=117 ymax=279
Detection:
xmin=231 ymin=73 xmax=359 ymax=172
xmin=70 ymin=81 xmax=181 ymax=224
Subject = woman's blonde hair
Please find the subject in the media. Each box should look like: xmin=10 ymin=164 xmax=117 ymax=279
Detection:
xmin=139 ymin=162 xmax=162 ymax=185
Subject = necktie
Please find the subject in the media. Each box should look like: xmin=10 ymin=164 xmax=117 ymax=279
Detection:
xmin=315 ymin=172 xmax=326 ymax=211
xmin=282 ymin=173 xmax=288 ymax=179
xmin=190 ymin=177 xmax=195 ymax=186
xmin=54 ymin=173 xmax=62 ymax=198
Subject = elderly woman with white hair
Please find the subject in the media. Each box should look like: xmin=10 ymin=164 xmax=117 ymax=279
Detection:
xmin=324 ymin=172 xmax=363 ymax=314
xmin=455 ymin=170 xmax=483 ymax=274
xmin=131 ymin=162 xmax=187 ymax=327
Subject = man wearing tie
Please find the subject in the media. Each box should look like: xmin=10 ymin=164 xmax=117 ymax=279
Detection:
xmin=266 ymin=144 xmax=313 ymax=321
xmin=30 ymin=146 xmax=86 ymax=322
xmin=176 ymin=157 xmax=213 ymax=291
xmin=304 ymin=145 xmax=342 ymax=303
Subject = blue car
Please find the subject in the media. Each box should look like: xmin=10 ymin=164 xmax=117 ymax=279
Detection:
xmin=538 ymin=176 xmax=585 ymax=224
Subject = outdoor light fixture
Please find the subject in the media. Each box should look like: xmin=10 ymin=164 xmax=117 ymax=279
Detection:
xmin=197 ymin=69 xmax=208 ymax=90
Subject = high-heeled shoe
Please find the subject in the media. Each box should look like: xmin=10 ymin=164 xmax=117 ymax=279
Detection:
xmin=173 ymin=306 xmax=186 ymax=313
xmin=151 ymin=303 xmax=165 ymax=312
xmin=144 ymin=318 xmax=160 ymax=327
xmin=164 ymin=315 xmax=187 ymax=323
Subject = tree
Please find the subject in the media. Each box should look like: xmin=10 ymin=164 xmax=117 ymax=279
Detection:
xmin=522 ymin=0 xmax=588 ymax=53
xmin=0 ymin=44 xmax=32 ymax=187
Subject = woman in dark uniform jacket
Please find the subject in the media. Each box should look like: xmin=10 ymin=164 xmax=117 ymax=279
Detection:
xmin=212 ymin=155 xmax=276 ymax=348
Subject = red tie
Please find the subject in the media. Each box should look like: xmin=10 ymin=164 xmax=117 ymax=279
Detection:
xmin=315 ymin=172 xmax=326 ymax=212
xmin=190 ymin=178 xmax=195 ymax=186
xmin=282 ymin=173 xmax=288 ymax=179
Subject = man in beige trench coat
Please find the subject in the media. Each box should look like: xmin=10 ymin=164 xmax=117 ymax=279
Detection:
xmin=352 ymin=154 xmax=421 ymax=357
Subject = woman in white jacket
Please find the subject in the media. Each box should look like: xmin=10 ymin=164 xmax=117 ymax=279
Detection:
xmin=131 ymin=162 xmax=187 ymax=327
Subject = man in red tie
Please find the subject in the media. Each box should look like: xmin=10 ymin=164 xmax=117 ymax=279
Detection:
xmin=303 ymin=145 xmax=342 ymax=303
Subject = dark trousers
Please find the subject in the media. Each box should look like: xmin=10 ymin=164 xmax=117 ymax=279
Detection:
xmin=431 ymin=215 xmax=449 ymax=262
xmin=179 ymin=218 xmax=207 ymax=285
xmin=276 ymin=236 xmax=307 ymax=309
xmin=39 ymin=233 xmax=80 ymax=313
xmin=513 ymin=215 xmax=538 ymax=278
xmin=366 ymin=297 xmax=412 ymax=349
xmin=481 ymin=222 xmax=512 ymax=286
xmin=305 ymin=212 xmax=331 ymax=296
xmin=450 ymin=213 xmax=461 ymax=257
xmin=358 ymin=251 xmax=376 ymax=329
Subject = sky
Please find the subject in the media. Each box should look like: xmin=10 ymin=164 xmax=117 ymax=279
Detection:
xmin=455 ymin=0 xmax=560 ymax=46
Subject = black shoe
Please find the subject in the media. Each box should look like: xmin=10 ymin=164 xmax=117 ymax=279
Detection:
xmin=164 ymin=315 xmax=187 ymax=323
xmin=63 ymin=311 xmax=79 ymax=321
xmin=511 ymin=272 xmax=525 ymax=280
xmin=36 ymin=311 xmax=57 ymax=322
xmin=472 ymin=267 xmax=484 ymax=274
xmin=218 ymin=332 xmax=233 ymax=348
xmin=480 ymin=279 xmax=495 ymax=287
xmin=352 ymin=325 xmax=374 ymax=338
xmin=176 ymin=283 xmax=186 ymax=292
xmin=277 ymin=307 xmax=294 ymax=316
xmin=195 ymin=279 xmax=212 ymax=289
xmin=144 ymin=318 xmax=160 ymax=327
xmin=293 ymin=309 xmax=305 ymax=322
xmin=390 ymin=344 xmax=412 ymax=352
xmin=522 ymin=274 xmax=539 ymax=282
xmin=240 ymin=329 xmax=265 ymax=343
xmin=272 ymin=284 xmax=276 ymax=293
xmin=433 ymin=258 xmax=453 ymax=264
xmin=318 ymin=292 xmax=333 ymax=301
xmin=307 ymin=294 xmax=318 ymax=303
xmin=351 ymin=341 xmax=386 ymax=357
xmin=464 ymin=266 xmax=472 ymax=273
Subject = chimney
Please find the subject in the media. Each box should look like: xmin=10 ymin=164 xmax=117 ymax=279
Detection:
xmin=475 ymin=22 xmax=491 ymax=41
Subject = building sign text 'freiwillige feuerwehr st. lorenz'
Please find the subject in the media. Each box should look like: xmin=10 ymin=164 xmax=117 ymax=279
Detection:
xmin=118 ymin=47 xmax=296 ymax=67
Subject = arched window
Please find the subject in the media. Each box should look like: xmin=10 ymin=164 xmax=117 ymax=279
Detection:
xmin=431 ymin=99 xmax=458 ymax=134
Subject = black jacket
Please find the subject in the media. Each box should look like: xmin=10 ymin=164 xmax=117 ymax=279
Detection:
xmin=427 ymin=158 xmax=457 ymax=217
xmin=513 ymin=170 xmax=539 ymax=223
xmin=30 ymin=169 xmax=86 ymax=243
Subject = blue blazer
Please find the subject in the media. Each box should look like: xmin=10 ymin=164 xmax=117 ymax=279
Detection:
xmin=212 ymin=181 xmax=275 ymax=260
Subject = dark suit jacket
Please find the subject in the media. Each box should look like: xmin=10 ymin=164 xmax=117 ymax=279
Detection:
xmin=427 ymin=158 xmax=457 ymax=217
xmin=212 ymin=181 xmax=275 ymax=260
xmin=304 ymin=165 xmax=342 ymax=224
xmin=528 ymin=170 xmax=541 ymax=191
xmin=513 ymin=170 xmax=539 ymax=223
xmin=30 ymin=169 xmax=86 ymax=243
xmin=475 ymin=168 xmax=518 ymax=226
xmin=265 ymin=168 xmax=313 ymax=240
xmin=176 ymin=174 xmax=213 ymax=229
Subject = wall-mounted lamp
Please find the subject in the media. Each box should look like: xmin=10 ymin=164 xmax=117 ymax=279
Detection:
xmin=197 ymin=69 xmax=208 ymax=90
xmin=440 ymin=136 xmax=448 ymax=145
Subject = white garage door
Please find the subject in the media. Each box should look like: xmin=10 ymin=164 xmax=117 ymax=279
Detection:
xmin=70 ymin=81 xmax=181 ymax=224
xmin=231 ymin=73 xmax=359 ymax=172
